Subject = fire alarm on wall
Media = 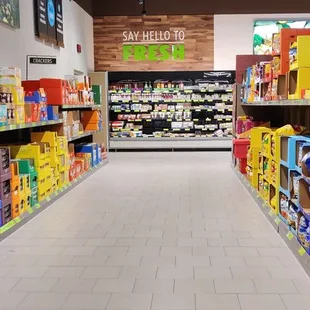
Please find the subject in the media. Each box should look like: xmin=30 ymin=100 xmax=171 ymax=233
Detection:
xmin=77 ymin=44 xmax=82 ymax=53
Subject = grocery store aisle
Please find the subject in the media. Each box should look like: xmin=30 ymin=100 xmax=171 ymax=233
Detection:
xmin=0 ymin=152 xmax=309 ymax=310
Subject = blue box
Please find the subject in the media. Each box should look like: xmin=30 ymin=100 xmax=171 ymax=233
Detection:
xmin=47 ymin=106 xmax=59 ymax=121
xmin=0 ymin=104 xmax=8 ymax=126
xmin=24 ymin=91 xmax=47 ymax=104
xmin=75 ymin=144 xmax=98 ymax=167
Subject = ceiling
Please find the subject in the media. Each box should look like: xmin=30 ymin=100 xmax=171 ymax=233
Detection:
xmin=76 ymin=0 xmax=310 ymax=16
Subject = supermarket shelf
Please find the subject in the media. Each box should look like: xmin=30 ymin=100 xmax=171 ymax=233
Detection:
xmin=0 ymin=119 xmax=63 ymax=133
xmin=61 ymin=105 xmax=102 ymax=110
xmin=68 ymin=130 xmax=102 ymax=142
xmin=0 ymin=160 xmax=109 ymax=240
xmin=110 ymin=137 xmax=232 ymax=151
xmin=233 ymin=166 xmax=310 ymax=276
xmin=109 ymin=89 xmax=233 ymax=94
xmin=241 ymin=99 xmax=310 ymax=106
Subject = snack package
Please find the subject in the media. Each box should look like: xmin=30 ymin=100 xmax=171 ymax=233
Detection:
xmin=287 ymin=205 xmax=298 ymax=230
xmin=292 ymin=172 xmax=300 ymax=198
xmin=298 ymin=216 xmax=310 ymax=253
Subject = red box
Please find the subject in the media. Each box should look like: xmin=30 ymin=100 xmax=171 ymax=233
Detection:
xmin=22 ymin=80 xmax=40 ymax=91
xmin=233 ymin=139 xmax=250 ymax=159
xmin=238 ymin=158 xmax=247 ymax=174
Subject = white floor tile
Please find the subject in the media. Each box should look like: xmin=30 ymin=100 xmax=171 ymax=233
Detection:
xmin=0 ymin=152 xmax=307 ymax=310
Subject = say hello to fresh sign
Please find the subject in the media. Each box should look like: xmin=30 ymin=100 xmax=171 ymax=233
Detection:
xmin=122 ymin=30 xmax=185 ymax=61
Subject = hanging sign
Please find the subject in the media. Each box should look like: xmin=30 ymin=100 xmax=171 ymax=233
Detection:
xmin=34 ymin=0 xmax=48 ymax=39
xmin=55 ymin=0 xmax=64 ymax=47
xmin=122 ymin=30 xmax=185 ymax=61
xmin=34 ymin=0 xmax=64 ymax=47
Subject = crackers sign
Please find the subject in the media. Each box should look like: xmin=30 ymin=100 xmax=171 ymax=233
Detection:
xmin=122 ymin=30 xmax=185 ymax=61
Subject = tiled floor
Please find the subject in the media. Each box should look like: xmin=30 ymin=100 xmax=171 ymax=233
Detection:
xmin=0 ymin=152 xmax=309 ymax=310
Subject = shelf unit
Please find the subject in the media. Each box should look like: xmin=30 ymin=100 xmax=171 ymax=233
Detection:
xmin=108 ymin=71 xmax=235 ymax=150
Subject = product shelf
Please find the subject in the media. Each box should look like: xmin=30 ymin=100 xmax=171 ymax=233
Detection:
xmin=68 ymin=130 xmax=103 ymax=142
xmin=241 ymin=99 xmax=310 ymax=106
xmin=0 ymin=119 xmax=63 ymax=132
xmin=61 ymin=104 xmax=102 ymax=110
xmin=0 ymin=159 xmax=108 ymax=239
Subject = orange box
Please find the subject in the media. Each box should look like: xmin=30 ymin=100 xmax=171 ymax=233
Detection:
xmin=11 ymin=196 xmax=20 ymax=219
xmin=279 ymin=28 xmax=310 ymax=74
xmin=84 ymin=123 xmax=99 ymax=131
xmin=81 ymin=111 xmax=100 ymax=123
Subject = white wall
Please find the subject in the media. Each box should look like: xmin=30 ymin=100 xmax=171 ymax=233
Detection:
xmin=0 ymin=0 xmax=94 ymax=80
xmin=214 ymin=14 xmax=310 ymax=70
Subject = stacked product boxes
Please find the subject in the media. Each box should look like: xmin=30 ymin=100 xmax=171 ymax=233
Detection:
xmin=234 ymin=125 xmax=310 ymax=255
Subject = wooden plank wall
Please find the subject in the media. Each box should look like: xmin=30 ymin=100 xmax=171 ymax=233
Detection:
xmin=94 ymin=15 xmax=214 ymax=72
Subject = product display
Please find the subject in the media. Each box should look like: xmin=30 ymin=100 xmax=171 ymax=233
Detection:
xmin=108 ymin=71 xmax=235 ymax=139
xmin=233 ymin=33 xmax=310 ymax=256
xmin=0 ymin=67 xmax=107 ymax=234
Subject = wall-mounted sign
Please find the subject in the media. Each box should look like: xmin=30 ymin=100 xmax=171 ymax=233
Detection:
xmin=26 ymin=55 xmax=57 ymax=80
xmin=34 ymin=0 xmax=64 ymax=47
xmin=29 ymin=57 xmax=57 ymax=64
xmin=122 ymin=30 xmax=185 ymax=61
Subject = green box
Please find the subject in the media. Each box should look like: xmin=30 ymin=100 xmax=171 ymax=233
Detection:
xmin=31 ymin=187 xmax=38 ymax=207
xmin=92 ymin=85 xmax=102 ymax=105
xmin=17 ymin=159 xmax=37 ymax=188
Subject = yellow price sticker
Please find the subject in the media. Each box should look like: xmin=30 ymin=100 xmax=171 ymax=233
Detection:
xmin=298 ymin=247 xmax=306 ymax=256
xmin=286 ymin=231 xmax=294 ymax=240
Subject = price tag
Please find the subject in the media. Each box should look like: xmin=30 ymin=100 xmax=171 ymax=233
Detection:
xmin=298 ymin=247 xmax=306 ymax=256
xmin=146 ymin=119 xmax=151 ymax=122
xmin=28 ymin=208 xmax=34 ymax=214
xmin=286 ymin=231 xmax=294 ymax=240
xmin=268 ymin=210 xmax=274 ymax=216
xmin=163 ymin=128 xmax=169 ymax=131
xmin=167 ymin=119 xmax=172 ymax=122
xmin=207 ymin=109 xmax=212 ymax=112
xmin=274 ymin=217 xmax=281 ymax=225
xmin=46 ymin=196 xmax=51 ymax=202
xmin=14 ymin=217 xmax=21 ymax=223
xmin=184 ymin=90 xmax=193 ymax=93
xmin=35 ymin=203 xmax=41 ymax=209
xmin=185 ymin=128 xmax=190 ymax=131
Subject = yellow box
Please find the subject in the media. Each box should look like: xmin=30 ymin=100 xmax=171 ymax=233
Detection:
xmin=31 ymin=131 xmax=58 ymax=148
xmin=19 ymin=192 xmax=27 ymax=214
xmin=16 ymin=105 xmax=25 ymax=124
xmin=57 ymin=136 xmax=68 ymax=155
xmin=7 ymin=85 xmax=24 ymax=104
xmin=288 ymin=68 xmax=310 ymax=99
xmin=290 ymin=36 xmax=310 ymax=70
xmin=10 ymin=143 xmax=50 ymax=167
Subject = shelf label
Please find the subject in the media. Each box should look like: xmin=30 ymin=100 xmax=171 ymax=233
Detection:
xmin=298 ymin=246 xmax=306 ymax=256
xmin=46 ymin=197 xmax=51 ymax=202
xmin=146 ymin=119 xmax=151 ymax=122
xmin=35 ymin=203 xmax=41 ymax=209
xmin=268 ymin=209 xmax=274 ymax=217
xmin=286 ymin=231 xmax=294 ymax=240
xmin=167 ymin=119 xmax=172 ymax=122
xmin=14 ymin=217 xmax=21 ymax=223
xmin=185 ymin=128 xmax=190 ymax=131
xmin=274 ymin=217 xmax=281 ymax=225
xmin=28 ymin=208 xmax=34 ymax=214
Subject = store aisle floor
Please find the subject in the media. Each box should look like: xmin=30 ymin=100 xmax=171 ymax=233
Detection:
xmin=0 ymin=152 xmax=309 ymax=310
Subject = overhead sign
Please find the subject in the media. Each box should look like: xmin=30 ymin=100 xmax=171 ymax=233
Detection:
xmin=29 ymin=57 xmax=57 ymax=64
xmin=122 ymin=30 xmax=185 ymax=61
xmin=34 ymin=0 xmax=64 ymax=47
xmin=55 ymin=0 xmax=64 ymax=47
